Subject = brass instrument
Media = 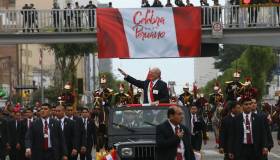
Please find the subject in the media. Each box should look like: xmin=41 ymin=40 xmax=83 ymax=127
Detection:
xmin=214 ymin=93 xmax=223 ymax=104
xmin=183 ymin=94 xmax=191 ymax=105
xmin=100 ymin=88 xmax=114 ymax=101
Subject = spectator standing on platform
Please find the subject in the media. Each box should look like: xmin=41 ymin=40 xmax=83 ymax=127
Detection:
xmin=30 ymin=4 xmax=39 ymax=32
xmin=152 ymin=0 xmax=163 ymax=7
xmin=85 ymin=1 xmax=97 ymax=31
xmin=229 ymin=0 xmax=239 ymax=27
xmin=212 ymin=0 xmax=222 ymax=23
xmin=21 ymin=4 xmax=30 ymax=32
xmin=64 ymin=3 xmax=73 ymax=32
xmin=175 ymin=0 xmax=185 ymax=7
xmin=74 ymin=2 xmax=82 ymax=31
xmin=109 ymin=2 xmax=113 ymax=8
xmin=141 ymin=0 xmax=151 ymax=7
xmin=201 ymin=0 xmax=210 ymax=27
xmin=52 ymin=3 xmax=60 ymax=32
xmin=165 ymin=0 xmax=173 ymax=7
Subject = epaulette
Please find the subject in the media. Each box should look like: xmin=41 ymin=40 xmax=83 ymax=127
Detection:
xmin=225 ymin=81 xmax=233 ymax=84
xmin=124 ymin=93 xmax=130 ymax=97
xmin=107 ymin=88 xmax=114 ymax=92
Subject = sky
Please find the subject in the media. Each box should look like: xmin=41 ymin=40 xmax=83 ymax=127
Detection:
xmin=97 ymin=0 xmax=224 ymax=94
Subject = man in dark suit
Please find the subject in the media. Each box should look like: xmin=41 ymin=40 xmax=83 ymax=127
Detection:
xmin=156 ymin=106 xmax=194 ymax=160
xmin=25 ymin=103 xmax=68 ymax=160
xmin=228 ymin=98 xmax=268 ymax=160
xmin=65 ymin=106 xmax=86 ymax=157
xmin=0 ymin=109 xmax=8 ymax=160
xmin=21 ymin=108 xmax=34 ymax=160
xmin=79 ymin=108 xmax=96 ymax=160
xmin=56 ymin=105 xmax=78 ymax=160
xmin=251 ymin=99 xmax=273 ymax=153
xmin=7 ymin=110 xmax=25 ymax=160
xmin=189 ymin=104 xmax=208 ymax=152
xmin=118 ymin=67 xmax=169 ymax=105
xmin=219 ymin=101 xmax=241 ymax=160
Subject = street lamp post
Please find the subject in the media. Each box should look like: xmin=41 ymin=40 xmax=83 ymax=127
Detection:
xmin=40 ymin=48 xmax=44 ymax=103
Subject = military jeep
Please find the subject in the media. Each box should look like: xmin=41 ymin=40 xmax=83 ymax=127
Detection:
xmin=108 ymin=106 xmax=191 ymax=160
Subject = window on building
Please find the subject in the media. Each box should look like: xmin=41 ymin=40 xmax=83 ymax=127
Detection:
xmin=0 ymin=0 xmax=15 ymax=9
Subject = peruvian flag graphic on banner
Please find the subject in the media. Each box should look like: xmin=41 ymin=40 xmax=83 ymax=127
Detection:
xmin=97 ymin=7 xmax=201 ymax=58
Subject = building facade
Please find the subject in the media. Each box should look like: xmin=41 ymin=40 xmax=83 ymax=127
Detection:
xmin=194 ymin=57 xmax=219 ymax=87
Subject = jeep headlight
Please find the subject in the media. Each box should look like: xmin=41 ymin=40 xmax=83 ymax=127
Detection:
xmin=121 ymin=147 xmax=133 ymax=157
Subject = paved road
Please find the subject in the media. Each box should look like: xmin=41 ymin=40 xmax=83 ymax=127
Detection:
xmin=201 ymin=132 xmax=280 ymax=160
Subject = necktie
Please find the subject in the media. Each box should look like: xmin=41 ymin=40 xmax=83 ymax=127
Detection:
xmin=191 ymin=115 xmax=195 ymax=134
xmin=43 ymin=120 xmax=48 ymax=150
xmin=149 ymin=81 xmax=154 ymax=102
xmin=15 ymin=120 xmax=18 ymax=130
xmin=27 ymin=119 xmax=30 ymax=128
xmin=245 ymin=115 xmax=252 ymax=144
xmin=175 ymin=126 xmax=183 ymax=160
xmin=59 ymin=119 xmax=63 ymax=131
xmin=84 ymin=118 xmax=87 ymax=130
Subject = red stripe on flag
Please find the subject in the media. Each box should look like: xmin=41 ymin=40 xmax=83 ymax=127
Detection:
xmin=97 ymin=8 xmax=130 ymax=58
xmin=173 ymin=7 xmax=201 ymax=57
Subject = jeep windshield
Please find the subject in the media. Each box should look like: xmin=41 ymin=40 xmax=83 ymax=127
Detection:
xmin=111 ymin=106 xmax=187 ymax=129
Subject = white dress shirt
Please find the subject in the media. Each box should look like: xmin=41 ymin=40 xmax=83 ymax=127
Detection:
xmin=242 ymin=112 xmax=253 ymax=144
xmin=41 ymin=118 xmax=52 ymax=148
xmin=168 ymin=120 xmax=185 ymax=160
xmin=59 ymin=117 xmax=65 ymax=131
xmin=191 ymin=114 xmax=197 ymax=135
xmin=147 ymin=79 xmax=159 ymax=103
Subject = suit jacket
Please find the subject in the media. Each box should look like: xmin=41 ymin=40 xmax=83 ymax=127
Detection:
xmin=124 ymin=75 xmax=169 ymax=103
xmin=60 ymin=118 xmax=79 ymax=155
xmin=191 ymin=115 xmax=207 ymax=151
xmin=156 ymin=120 xmax=195 ymax=160
xmin=0 ymin=117 xmax=8 ymax=156
xmin=255 ymin=111 xmax=273 ymax=150
xmin=83 ymin=119 xmax=97 ymax=149
xmin=25 ymin=118 xmax=67 ymax=160
xmin=72 ymin=116 xmax=86 ymax=149
xmin=228 ymin=113 xmax=268 ymax=159
xmin=219 ymin=114 xmax=235 ymax=153
xmin=7 ymin=119 xmax=24 ymax=148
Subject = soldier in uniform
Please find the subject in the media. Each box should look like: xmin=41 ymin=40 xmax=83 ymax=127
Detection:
xmin=113 ymin=83 xmax=131 ymax=107
xmin=178 ymin=83 xmax=193 ymax=107
xmin=209 ymin=83 xmax=224 ymax=112
xmin=225 ymin=72 xmax=243 ymax=102
xmin=240 ymin=77 xmax=258 ymax=100
xmin=133 ymin=88 xmax=143 ymax=104
xmin=98 ymin=75 xmax=114 ymax=107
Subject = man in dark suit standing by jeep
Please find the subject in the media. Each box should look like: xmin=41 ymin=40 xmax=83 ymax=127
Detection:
xmin=156 ymin=106 xmax=194 ymax=160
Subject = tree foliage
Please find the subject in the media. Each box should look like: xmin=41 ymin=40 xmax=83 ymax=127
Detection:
xmin=214 ymin=44 xmax=248 ymax=72
xmin=203 ymin=46 xmax=276 ymax=101
xmin=47 ymin=43 xmax=97 ymax=92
